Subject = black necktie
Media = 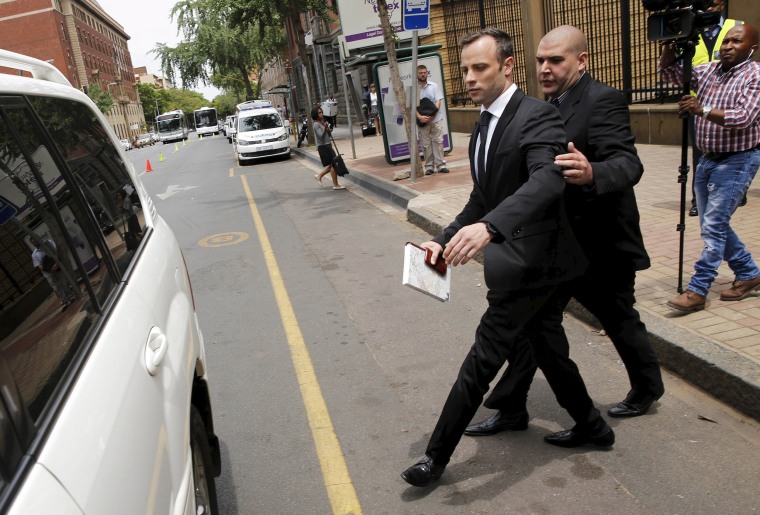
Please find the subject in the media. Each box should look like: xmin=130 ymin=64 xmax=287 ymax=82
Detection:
xmin=550 ymin=98 xmax=560 ymax=107
xmin=477 ymin=110 xmax=492 ymax=182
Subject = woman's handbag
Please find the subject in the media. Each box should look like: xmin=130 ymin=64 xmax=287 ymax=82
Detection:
xmin=330 ymin=134 xmax=349 ymax=177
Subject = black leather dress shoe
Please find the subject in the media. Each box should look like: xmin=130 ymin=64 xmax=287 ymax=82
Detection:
xmin=401 ymin=455 xmax=445 ymax=487
xmin=689 ymin=205 xmax=698 ymax=217
xmin=544 ymin=424 xmax=615 ymax=448
xmin=464 ymin=410 xmax=529 ymax=436
xmin=608 ymin=393 xmax=661 ymax=417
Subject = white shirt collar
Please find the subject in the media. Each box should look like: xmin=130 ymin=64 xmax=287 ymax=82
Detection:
xmin=482 ymin=83 xmax=518 ymax=119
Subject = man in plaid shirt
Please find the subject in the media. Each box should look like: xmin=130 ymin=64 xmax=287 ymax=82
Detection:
xmin=660 ymin=24 xmax=760 ymax=312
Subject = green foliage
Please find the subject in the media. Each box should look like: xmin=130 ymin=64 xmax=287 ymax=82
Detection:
xmin=138 ymin=83 xmax=211 ymax=126
xmin=86 ymin=84 xmax=114 ymax=114
xmin=228 ymin=0 xmax=336 ymax=32
xmin=152 ymin=0 xmax=286 ymax=100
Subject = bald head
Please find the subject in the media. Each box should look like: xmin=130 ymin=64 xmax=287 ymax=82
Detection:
xmin=540 ymin=25 xmax=588 ymax=55
xmin=742 ymin=24 xmax=759 ymax=47
xmin=536 ymin=25 xmax=589 ymax=99
xmin=719 ymin=24 xmax=759 ymax=70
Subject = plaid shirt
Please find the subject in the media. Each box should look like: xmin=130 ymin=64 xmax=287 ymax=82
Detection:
xmin=660 ymin=59 xmax=760 ymax=152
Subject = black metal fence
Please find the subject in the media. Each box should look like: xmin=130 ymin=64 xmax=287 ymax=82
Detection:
xmin=442 ymin=0 xmax=681 ymax=106
xmin=442 ymin=0 xmax=527 ymax=106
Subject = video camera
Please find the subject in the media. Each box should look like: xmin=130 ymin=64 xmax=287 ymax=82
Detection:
xmin=644 ymin=0 xmax=722 ymax=42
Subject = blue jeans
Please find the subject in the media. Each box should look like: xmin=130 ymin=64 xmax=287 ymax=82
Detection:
xmin=688 ymin=149 xmax=760 ymax=296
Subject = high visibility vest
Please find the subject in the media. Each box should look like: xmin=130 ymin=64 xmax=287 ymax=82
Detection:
xmin=694 ymin=19 xmax=742 ymax=65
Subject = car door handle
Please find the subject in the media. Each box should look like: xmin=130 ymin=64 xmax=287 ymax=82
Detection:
xmin=145 ymin=327 xmax=168 ymax=376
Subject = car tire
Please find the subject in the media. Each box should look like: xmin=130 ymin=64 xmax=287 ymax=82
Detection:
xmin=190 ymin=406 xmax=218 ymax=515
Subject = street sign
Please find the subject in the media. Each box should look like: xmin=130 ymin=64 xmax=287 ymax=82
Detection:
xmin=402 ymin=0 xmax=430 ymax=31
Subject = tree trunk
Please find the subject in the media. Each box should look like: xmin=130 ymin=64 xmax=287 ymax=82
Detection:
xmin=239 ymin=64 xmax=255 ymax=100
xmin=376 ymin=1 xmax=423 ymax=177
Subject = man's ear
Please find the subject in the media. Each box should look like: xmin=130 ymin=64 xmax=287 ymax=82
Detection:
xmin=503 ymin=56 xmax=515 ymax=77
xmin=578 ymin=51 xmax=589 ymax=72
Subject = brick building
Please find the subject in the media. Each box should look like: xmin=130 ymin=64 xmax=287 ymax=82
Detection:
xmin=0 ymin=0 xmax=145 ymax=140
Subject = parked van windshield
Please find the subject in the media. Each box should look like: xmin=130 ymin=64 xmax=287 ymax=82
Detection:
xmin=239 ymin=113 xmax=282 ymax=132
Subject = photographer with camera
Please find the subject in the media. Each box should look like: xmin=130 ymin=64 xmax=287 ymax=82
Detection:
xmin=687 ymin=1 xmax=747 ymax=216
xmin=660 ymin=24 xmax=760 ymax=312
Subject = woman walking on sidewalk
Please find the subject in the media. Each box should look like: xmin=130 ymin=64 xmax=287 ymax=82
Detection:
xmin=312 ymin=106 xmax=345 ymax=190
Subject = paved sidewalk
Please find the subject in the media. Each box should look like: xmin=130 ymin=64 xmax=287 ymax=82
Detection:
xmin=293 ymin=123 xmax=760 ymax=420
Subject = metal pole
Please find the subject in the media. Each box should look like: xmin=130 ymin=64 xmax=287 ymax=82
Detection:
xmin=410 ymin=30 xmax=419 ymax=184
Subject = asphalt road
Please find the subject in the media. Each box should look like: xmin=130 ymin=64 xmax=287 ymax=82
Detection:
xmin=129 ymin=137 xmax=760 ymax=514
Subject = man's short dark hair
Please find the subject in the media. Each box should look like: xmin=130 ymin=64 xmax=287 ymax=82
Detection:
xmin=460 ymin=27 xmax=514 ymax=63
xmin=417 ymin=64 xmax=428 ymax=71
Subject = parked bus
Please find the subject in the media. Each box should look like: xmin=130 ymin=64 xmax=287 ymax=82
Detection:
xmin=193 ymin=107 xmax=219 ymax=138
xmin=156 ymin=110 xmax=189 ymax=144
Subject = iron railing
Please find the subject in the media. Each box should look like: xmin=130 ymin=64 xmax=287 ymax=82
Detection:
xmin=442 ymin=0 xmax=682 ymax=106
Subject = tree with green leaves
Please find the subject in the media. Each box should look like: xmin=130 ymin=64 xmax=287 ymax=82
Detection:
xmin=228 ymin=0 xmax=336 ymax=144
xmin=138 ymin=83 xmax=210 ymax=130
xmin=153 ymin=0 xmax=285 ymax=101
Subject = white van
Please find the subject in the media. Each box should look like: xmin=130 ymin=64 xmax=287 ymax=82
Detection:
xmin=234 ymin=100 xmax=291 ymax=165
xmin=225 ymin=114 xmax=237 ymax=143
xmin=0 ymin=49 xmax=220 ymax=514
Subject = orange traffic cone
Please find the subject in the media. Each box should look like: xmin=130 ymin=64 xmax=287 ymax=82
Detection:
xmin=145 ymin=160 xmax=153 ymax=172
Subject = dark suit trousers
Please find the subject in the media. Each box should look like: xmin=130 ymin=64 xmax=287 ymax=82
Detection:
xmin=425 ymin=285 xmax=602 ymax=466
xmin=484 ymin=267 xmax=664 ymax=413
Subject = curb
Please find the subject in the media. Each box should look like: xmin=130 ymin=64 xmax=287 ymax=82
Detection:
xmin=294 ymin=144 xmax=760 ymax=422
xmin=293 ymin=145 xmax=419 ymax=210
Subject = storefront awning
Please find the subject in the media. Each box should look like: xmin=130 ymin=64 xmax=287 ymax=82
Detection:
xmin=263 ymin=85 xmax=291 ymax=95
xmin=343 ymin=44 xmax=441 ymax=69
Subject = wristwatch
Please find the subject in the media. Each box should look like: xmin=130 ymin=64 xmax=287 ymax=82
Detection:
xmin=701 ymin=105 xmax=712 ymax=119
xmin=484 ymin=222 xmax=499 ymax=237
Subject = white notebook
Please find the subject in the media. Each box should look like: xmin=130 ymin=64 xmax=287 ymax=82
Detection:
xmin=402 ymin=242 xmax=451 ymax=302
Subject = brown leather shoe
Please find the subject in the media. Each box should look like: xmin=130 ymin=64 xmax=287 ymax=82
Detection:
xmin=667 ymin=290 xmax=706 ymax=312
xmin=720 ymin=276 xmax=760 ymax=301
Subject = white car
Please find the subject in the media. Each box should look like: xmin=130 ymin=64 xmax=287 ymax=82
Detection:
xmin=120 ymin=138 xmax=132 ymax=151
xmin=0 ymin=49 xmax=220 ymax=514
xmin=234 ymin=102 xmax=290 ymax=165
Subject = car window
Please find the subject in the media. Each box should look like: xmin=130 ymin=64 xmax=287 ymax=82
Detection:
xmin=28 ymin=95 xmax=145 ymax=277
xmin=239 ymin=113 xmax=282 ymax=132
xmin=0 ymin=95 xmax=133 ymax=490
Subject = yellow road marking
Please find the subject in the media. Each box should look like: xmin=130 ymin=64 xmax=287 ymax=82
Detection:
xmin=198 ymin=232 xmax=248 ymax=248
xmin=229 ymin=167 xmax=235 ymax=177
xmin=240 ymin=175 xmax=362 ymax=515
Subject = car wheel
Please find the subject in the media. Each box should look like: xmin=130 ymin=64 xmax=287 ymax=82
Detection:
xmin=190 ymin=406 xmax=218 ymax=515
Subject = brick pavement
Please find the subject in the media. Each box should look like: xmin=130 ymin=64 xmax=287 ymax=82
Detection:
xmin=293 ymin=124 xmax=760 ymax=420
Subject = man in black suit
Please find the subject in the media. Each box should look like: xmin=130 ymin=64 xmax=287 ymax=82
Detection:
xmin=465 ymin=25 xmax=664 ymax=440
xmin=401 ymin=28 xmax=614 ymax=488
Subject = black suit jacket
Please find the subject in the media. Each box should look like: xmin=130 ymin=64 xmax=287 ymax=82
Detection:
xmin=559 ymin=73 xmax=650 ymax=271
xmin=433 ymin=88 xmax=585 ymax=292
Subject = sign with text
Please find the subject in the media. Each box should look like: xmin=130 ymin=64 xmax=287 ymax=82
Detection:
xmin=374 ymin=53 xmax=452 ymax=164
xmin=336 ymin=0 xmax=431 ymax=51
